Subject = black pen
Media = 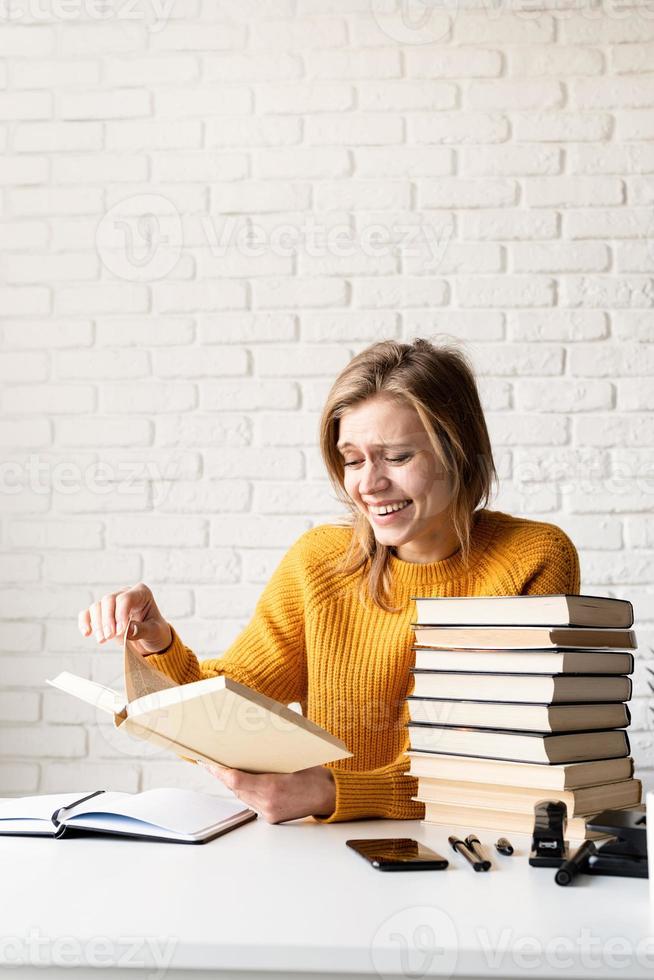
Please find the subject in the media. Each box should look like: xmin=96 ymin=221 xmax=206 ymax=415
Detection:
xmin=464 ymin=834 xmax=492 ymax=871
xmin=448 ymin=835 xmax=487 ymax=872
xmin=555 ymin=839 xmax=597 ymax=886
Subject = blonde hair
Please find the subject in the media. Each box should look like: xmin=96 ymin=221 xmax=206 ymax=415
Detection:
xmin=319 ymin=338 xmax=498 ymax=612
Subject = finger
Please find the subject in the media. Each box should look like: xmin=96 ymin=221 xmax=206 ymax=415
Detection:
xmin=115 ymin=584 xmax=150 ymax=635
xmin=225 ymin=770 xmax=264 ymax=796
xmin=223 ymin=782 xmax=265 ymax=811
xmin=126 ymin=618 xmax=155 ymax=644
xmin=199 ymin=762 xmax=223 ymax=779
xmin=78 ymin=608 xmax=92 ymax=637
xmin=112 ymin=587 xmax=131 ymax=636
xmin=120 ymin=612 xmax=171 ymax=655
xmin=210 ymin=766 xmax=236 ymax=788
xmin=201 ymin=761 xmax=231 ymax=776
xmin=198 ymin=764 xmax=258 ymax=806
xmin=89 ymin=601 xmax=104 ymax=643
xmin=100 ymin=593 xmax=117 ymax=641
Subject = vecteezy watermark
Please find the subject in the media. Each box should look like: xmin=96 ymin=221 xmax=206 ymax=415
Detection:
xmin=0 ymin=455 xmax=180 ymax=508
xmin=206 ymin=215 xmax=454 ymax=264
xmin=505 ymin=0 xmax=654 ymax=21
xmin=0 ymin=0 xmax=176 ymax=31
xmin=0 ymin=929 xmax=177 ymax=980
xmin=476 ymin=926 xmax=654 ymax=972
xmin=513 ymin=454 xmax=654 ymax=498
xmin=95 ymin=193 xmax=455 ymax=282
xmin=96 ymin=194 xmax=183 ymax=283
xmin=371 ymin=0 xmax=654 ymax=40
xmin=371 ymin=0 xmax=457 ymax=44
xmin=370 ymin=906 xmax=458 ymax=980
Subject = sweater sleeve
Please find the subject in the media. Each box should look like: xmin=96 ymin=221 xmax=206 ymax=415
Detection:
xmin=520 ymin=526 xmax=581 ymax=596
xmin=313 ymin=755 xmax=425 ymax=823
xmin=312 ymin=702 xmax=424 ymax=824
xmin=145 ymin=535 xmax=308 ymax=706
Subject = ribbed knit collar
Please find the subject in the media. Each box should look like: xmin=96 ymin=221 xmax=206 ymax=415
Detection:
xmin=387 ymin=508 xmax=501 ymax=589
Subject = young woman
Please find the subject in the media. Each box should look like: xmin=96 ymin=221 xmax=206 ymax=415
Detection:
xmin=79 ymin=338 xmax=580 ymax=824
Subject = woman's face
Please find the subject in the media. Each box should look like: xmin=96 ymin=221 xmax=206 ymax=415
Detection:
xmin=337 ymin=394 xmax=457 ymax=562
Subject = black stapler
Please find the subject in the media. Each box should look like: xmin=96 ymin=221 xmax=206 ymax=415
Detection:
xmin=584 ymin=806 xmax=648 ymax=879
xmin=529 ymin=800 xmax=569 ymax=868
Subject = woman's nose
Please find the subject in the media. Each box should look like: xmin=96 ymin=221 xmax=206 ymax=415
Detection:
xmin=358 ymin=460 xmax=389 ymax=495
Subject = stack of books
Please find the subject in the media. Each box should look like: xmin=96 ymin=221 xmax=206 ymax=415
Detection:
xmin=405 ymin=594 xmax=641 ymax=843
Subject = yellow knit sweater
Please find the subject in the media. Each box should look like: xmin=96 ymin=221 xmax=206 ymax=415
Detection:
xmin=149 ymin=508 xmax=581 ymax=823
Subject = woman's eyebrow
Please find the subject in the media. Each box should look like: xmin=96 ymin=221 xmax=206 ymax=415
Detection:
xmin=336 ymin=441 xmax=413 ymax=452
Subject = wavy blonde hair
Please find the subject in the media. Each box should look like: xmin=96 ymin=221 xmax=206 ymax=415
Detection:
xmin=319 ymin=338 xmax=498 ymax=612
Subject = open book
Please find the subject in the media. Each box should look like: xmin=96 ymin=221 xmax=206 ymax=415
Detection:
xmin=0 ymin=788 xmax=257 ymax=844
xmin=47 ymin=622 xmax=352 ymax=773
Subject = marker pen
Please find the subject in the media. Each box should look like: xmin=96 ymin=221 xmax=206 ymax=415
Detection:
xmin=448 ymin=835 xmax=488 ymax=872
xmin=464 ymin=834 xmax=492 ymax=871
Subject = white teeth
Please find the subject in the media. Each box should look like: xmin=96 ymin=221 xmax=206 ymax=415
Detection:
xmin=370 ymin=499 xmax=411 ymax=516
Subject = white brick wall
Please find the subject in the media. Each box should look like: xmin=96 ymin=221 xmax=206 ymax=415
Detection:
xmin=1 ymin=0 xmax=653 ymax=799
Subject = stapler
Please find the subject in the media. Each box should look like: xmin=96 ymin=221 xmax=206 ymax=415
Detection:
xmin=584 ymin=806 xmax=648 ymax=879
xmin=529 ymin=800 xmax=569 ymax=868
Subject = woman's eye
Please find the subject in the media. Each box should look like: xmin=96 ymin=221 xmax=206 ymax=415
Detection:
xmin=343 ymin=455 xmax=411 ymax=468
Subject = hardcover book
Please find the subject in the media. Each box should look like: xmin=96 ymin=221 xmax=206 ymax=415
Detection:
xmin=409 ymin=671 xmax=632 ymax=703
xmin=405 ymin=751 xmax=635 ymax=790
xmin=411 ymin=594 xmax=634 ymax=629
xmin=406 ymin=698 xmax=631 ymax=733
xmin=407 ymin=723 xmax=630 ymax=764
xmin=47 ymin=622 xmax=352 ymax=774
xmin=412 ymin=648 xmax=634 ymax=676
xmin=412 ymin=626 xmax=637 ymax=650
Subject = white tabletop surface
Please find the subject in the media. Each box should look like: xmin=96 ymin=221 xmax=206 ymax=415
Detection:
xmin=1 ymin=816 xmax=651 ymax=979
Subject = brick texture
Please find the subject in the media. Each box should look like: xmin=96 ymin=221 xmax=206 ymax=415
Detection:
xmin=1 ymin=1 xmax=652 ymax=796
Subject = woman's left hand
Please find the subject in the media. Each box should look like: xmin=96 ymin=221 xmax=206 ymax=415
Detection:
xmin=200 ymin=762 xmax=336 ymax=824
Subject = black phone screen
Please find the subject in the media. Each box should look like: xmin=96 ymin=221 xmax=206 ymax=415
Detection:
xmin=346 ymin=837 xmax=449 ymax=871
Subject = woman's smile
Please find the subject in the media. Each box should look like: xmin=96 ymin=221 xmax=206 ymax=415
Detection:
xmin=367 ymin=499 xmax=414 ymax=524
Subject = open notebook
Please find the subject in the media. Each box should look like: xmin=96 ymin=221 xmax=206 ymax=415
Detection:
xmin=46 ymin=619 xmax=352 ymax=773
xmin=0 ymin=788 xmax=257 ymax=844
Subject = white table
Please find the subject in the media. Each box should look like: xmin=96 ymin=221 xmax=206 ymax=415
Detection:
xmin=1 ymin=817 xmax=651 ymax=979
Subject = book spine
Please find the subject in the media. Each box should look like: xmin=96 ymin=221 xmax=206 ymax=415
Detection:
xmin=626 ymin=598 xmax=635 ymax=629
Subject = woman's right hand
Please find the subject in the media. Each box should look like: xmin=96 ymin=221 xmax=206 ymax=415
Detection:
xmin=78 ymin=583 xmax=172 ymax=657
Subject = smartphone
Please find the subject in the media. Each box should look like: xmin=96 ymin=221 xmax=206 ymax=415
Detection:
xmin=346 ymin=838 xmax=449 ymax=871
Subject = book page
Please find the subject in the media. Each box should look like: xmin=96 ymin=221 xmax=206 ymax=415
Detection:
xmin=0 ymin=792 xmax=94 ymax=821
xmin=0 ymin=792 xmax=96 ymax=835
xmin=123 ymin=620 xmax=178 ymax=702
xmin=124 ymin=676 xmax=352 ymax=773
xmin=46 ymin=673 xmax=125 ymax=715
xmin=65 ymin=788 xmax=251 ymax=835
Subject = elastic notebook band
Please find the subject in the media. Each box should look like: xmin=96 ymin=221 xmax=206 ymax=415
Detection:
xmin=51 ymin=790 xmax=106 ymax=829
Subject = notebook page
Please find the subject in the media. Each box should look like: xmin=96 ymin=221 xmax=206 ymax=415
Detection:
xmin=0 ymin=792 xmax=97 ymax=834
xmin=62 ymin=809 xmax=250 ymax=841
xmin=0 ymin=792 xmax=95 ymax=821
xmin=65 ymin=787 xmax=250 ymax=835
xmin=64 ymin=811 xmax=191 ymax=841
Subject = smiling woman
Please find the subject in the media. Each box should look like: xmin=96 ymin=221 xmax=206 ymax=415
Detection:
xmin=79 ymin=338 xmax=580 ymax=825
xmin=321 ymin=339 xmax=499 ymax=612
